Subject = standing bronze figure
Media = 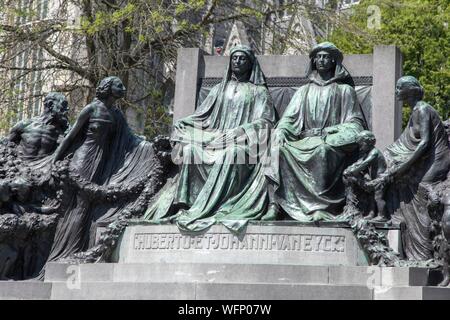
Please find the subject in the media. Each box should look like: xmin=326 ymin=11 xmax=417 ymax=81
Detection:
xmin=47 ymin=76 xmax=157 ymax=263
xmin=380 ymin=76 xmax=450 ymax=261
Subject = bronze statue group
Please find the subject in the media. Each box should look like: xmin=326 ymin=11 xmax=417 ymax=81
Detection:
xmin=0 ymin=42 xmax=449 ymax=285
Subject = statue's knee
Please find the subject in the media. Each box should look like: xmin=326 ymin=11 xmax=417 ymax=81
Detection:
xmin=181 ymin=143 xmax=202 ymax=163
xmin=223 ymin=144 xmax=243 ymax=158
xmin=182 ymin=143 xmax=197 ymax=155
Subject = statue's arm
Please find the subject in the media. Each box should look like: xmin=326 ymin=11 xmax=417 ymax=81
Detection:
xmin=8 ymin=120 xmax=29 ymax=144
xmin=56 ymin=122 xmax=72 ymax=146
xmin=242 ymin=86 xmax=276 ymax=131
xmin=11 ymin=202 xmax=26 ymax=215
xmin=224 ymin=87 xmax=276 ymax=144
xmin=392 ymin=107 xmax=431 ymax=177
xmin=275 ymin=88 xmax=305 ymax=140
xmin=334 ymin=85 xmax=366 ymax=132
xmin=324 ymin=86 xmax=366 ymax=147
xmin=345 ymin=149 xmax=377 ymax=175
xmin=27 ymin=203 xmax=58 ymax=214
xmin=175 ymin=85 xmax=220 ymax=130
xmin=53 ymin=105 xmax=92 ymax=163
xmin=213 ymin=87 xmax=272 ymax=145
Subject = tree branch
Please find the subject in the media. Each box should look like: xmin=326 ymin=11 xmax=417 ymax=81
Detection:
xmin=39 ymin=41 xmax=95 ymax=84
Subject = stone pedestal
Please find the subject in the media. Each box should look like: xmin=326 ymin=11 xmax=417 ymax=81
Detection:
xmin=37 ymin=263 xmax=450 ymax=300
xmin=2 ymin=223 xmax=449 ymax=300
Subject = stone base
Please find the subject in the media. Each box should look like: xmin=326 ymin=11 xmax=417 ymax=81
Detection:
xmin=23 ymin=263 xmax=450 ymax=300
xmin=49 ymin=281 xmax=375 ymax=300
xmin=38 ymin=281 xmax=450 ymax=300
xmin=1 ymin=223 xmax=448 ymax=300
xmin=0 ymin=281 xmax=51 ymax=300
xmin=44 ymin=263 xmax=432 ymax=287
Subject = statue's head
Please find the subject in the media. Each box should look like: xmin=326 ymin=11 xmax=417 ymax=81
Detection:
xmin=9 ymin=177 xmax=31 ymax=202
xmin=229 ymin=45 xmax=255 ymax=81
xmin=96 ymin=76 xmax=127 ymax=100
xmin=220 ymin=45 xmax=266 ymax=86
xmin=396 ymin=76 xmax=424 ymax=102
xmin=314 ymin=51 xmax=334 ymax=74
xmin=357 ymin=130 xmax=376 ymax=152
xmin=231 ymin=51 xmax=252 ymax=79
xmin=310 ymin=42 xmax=343 ymax=75
xmin=444 ymin=120 xmax=450 ymax=139
xmin=307 ymin=42 xmax=354 ymax=86
xmin=43 ymin=92 xmax=69 ymax=123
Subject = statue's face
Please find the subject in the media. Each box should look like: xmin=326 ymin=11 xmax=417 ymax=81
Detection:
xmin=231 ymin=51 xmax=252 ymax=78
xmin=315 ymin=51 xmax=334 ymax=73
xmin=44 ymin=94 xmax=69 ymax=123
xmin=444 ymin=121 xmax=450 ymax=137
xmin=111 ymin=78 xmax=126 ymax=99
xmin=395 ymin=82 xmax=409 ymax=101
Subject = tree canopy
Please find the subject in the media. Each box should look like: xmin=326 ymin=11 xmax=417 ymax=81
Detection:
xmin=329 ymin=0 xmax=449 ymax=124
xmin=0 ymin=0 xmax=339 ymax=137
xmin=0 ymin=0 xmax=447 ymax=136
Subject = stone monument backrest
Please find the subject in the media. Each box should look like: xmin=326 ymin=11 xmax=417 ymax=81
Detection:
xmin=173 ymin=46 xmax=403 ymax=150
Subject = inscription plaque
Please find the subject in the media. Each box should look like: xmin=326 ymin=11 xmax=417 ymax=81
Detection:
xmin=114 ymin=224 xmax=368 ymax=266
xmin=133 ymin=233 xmax=345 ymax=253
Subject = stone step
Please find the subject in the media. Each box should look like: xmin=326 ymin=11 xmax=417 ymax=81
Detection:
xmin=49 ymin=281 xmax=374 ymax=300
xmin=0 ymin=281 xmax=52 ymax=300
xmin=1 ymin=280 xmax=448 ymax=300
xmin=44 ymin=262 xmax=432 ymax=287
xmin=374 ymin=286 xmax=450 ymax=300
xmin=47 ymin=281 xmax=450 ymax=300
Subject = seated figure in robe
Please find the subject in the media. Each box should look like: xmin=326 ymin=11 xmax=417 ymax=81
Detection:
xmin=144 ymin=45 xmax=276 ymax=232
xmin=266 ymin=42 xmax=366 ymax=222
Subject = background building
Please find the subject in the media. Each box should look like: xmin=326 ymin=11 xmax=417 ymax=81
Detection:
xmin=0 ymin=0 xmax=361 ymax=135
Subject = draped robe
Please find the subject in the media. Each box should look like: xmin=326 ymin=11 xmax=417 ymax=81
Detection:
xmin=144 ymin=79 xmax=276 ymax=232
xmin=47 ymin=106 xmax=156 ymax=262
xmin=267 ymin=73 xmax=366 ymax=221
xmin=385 ymin=102 xmax=450 ymax=260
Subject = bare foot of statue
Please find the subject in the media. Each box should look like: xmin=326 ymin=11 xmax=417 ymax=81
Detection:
xmin=261 ymin=203 xmax=279 ymax=221
xmin=439 ymin=271 xmax=450 ymax=287
xmin=366 ymin=212 xmax=376 ymax=220
xmin=312 ymin=210 xmax=334 ymax=221
xmin=172 ymin=203 xmax=190 ymax=215
xmin=371 ymin=215 xmax=389 ymax=223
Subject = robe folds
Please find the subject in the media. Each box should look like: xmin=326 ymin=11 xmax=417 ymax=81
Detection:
xmin=266 ymin=73 xmax=366 ymax=221
xmin=144 ymin=81 xmax=275 ymax=232
xmin=47 ymin=107 xmax=157 ymax=262
xmin=144 ymin=46 xmax=276 ymax=233
xmin=385 ymin=102 xmax=450 ymax=260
